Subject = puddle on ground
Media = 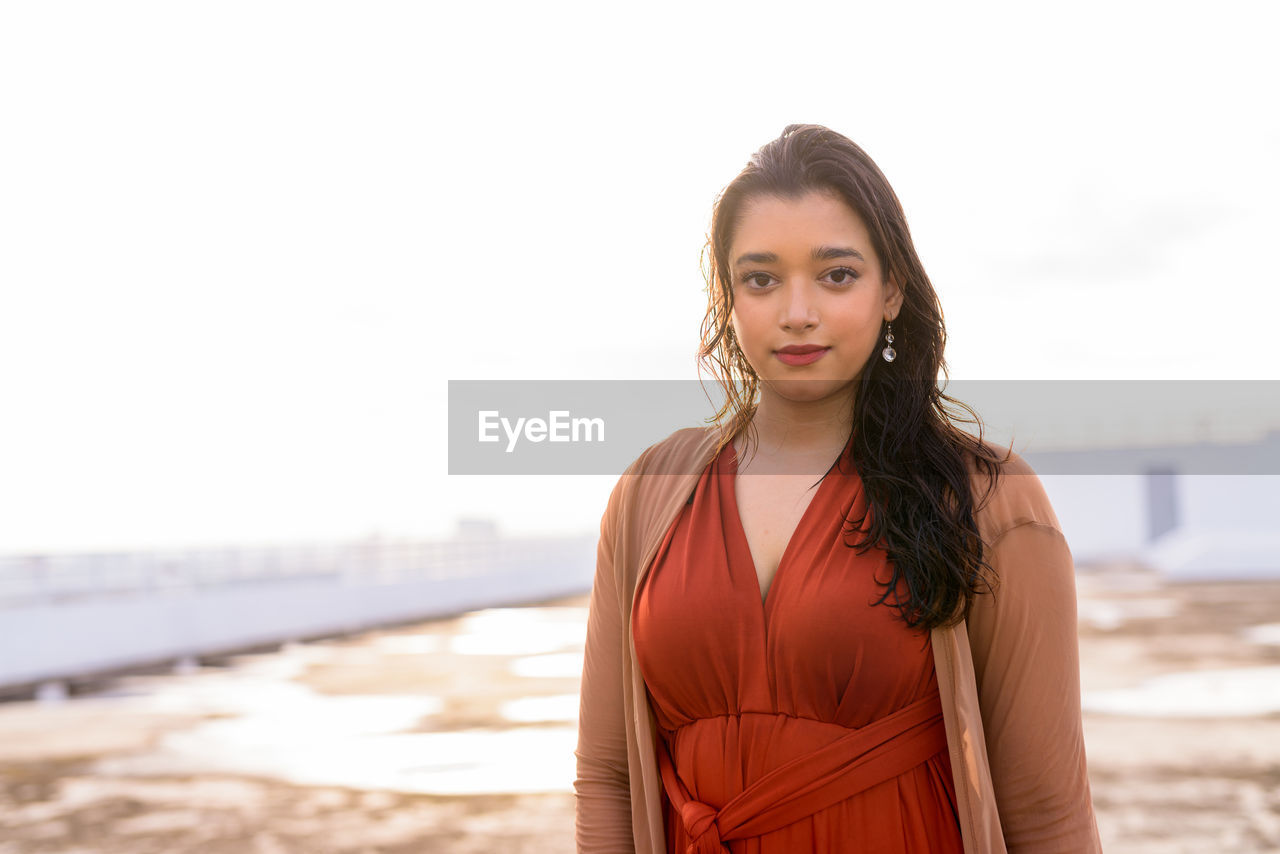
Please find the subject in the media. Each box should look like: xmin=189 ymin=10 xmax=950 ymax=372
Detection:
xmin=1076 ymin=596 xmax=1183 ymax=631
xmin=509 ymin=652 xmax=583 ymax=678
xmin=7 ymin=604 xmax=590 ymax=795
xmin=1241 ymin=622 xmax=1280 ymax=646
xmin=1083 ymin=665 xmax=1280 ymax=717
xmin=449 ymin=606 xmax=587 ymax=656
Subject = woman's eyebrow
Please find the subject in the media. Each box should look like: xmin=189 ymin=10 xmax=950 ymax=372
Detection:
xmin=733 ymin=246 xmax=866 ymax=266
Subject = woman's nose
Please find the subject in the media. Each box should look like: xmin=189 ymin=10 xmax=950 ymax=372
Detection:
xmin=780 ymin=280 xmax=819 ymax=331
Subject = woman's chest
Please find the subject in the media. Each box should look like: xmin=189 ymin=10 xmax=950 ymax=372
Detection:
xmin=633 ymin=488 xmax=937 ymax=727
xmin=733 ymin=472 xmax=826 ymax=601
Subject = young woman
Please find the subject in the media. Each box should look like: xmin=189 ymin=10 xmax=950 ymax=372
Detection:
xmin=574 ymin=124 xmax=1102 ymax=853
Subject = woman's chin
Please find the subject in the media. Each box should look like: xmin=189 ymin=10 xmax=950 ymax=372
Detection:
xmin=759 ymin=376 xmax=858 ymax=403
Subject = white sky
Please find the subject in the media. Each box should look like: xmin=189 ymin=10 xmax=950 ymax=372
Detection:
xmin=2 ymin=1 xmax=1277 ymax=553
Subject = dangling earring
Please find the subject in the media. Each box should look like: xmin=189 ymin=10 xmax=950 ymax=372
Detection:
xmin=882 ymin=320 xmax=897 ymax=362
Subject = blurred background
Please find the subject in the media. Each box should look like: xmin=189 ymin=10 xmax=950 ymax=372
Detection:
xmin=2 ymin=1 xmax=1279 ymax=851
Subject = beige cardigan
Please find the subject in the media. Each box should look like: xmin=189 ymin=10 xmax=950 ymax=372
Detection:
xmin=574 ymin=425 xmax=1103 ymax=853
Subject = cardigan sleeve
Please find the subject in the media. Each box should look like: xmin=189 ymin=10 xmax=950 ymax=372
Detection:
xmin=965 ymin=517 xmax=1104 ymax=852
xmin=573 ymin=473 xmax=637 ymax=853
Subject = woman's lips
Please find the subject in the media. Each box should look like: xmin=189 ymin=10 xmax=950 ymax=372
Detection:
xmin=775 ymin=347 xmax=830 ymax=366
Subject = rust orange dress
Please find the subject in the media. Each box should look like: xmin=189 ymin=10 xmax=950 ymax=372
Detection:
xmin=631 ymin=437 xmax=965 ymax=853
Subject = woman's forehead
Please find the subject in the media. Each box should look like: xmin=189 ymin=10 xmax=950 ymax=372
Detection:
xmin=731 ymin=192 xmax=872 ymax=258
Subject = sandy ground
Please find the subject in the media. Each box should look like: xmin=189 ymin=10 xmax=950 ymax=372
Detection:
xmin=1 ymin=565 xmax=1278 ymax=852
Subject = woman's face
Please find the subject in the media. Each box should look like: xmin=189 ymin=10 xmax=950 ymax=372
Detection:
xmin=727 ymin=189 xmax=902 ymax=404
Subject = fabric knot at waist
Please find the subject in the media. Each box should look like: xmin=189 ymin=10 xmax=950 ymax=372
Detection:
xmin=655 ymin=689 xmax=949 ymax=854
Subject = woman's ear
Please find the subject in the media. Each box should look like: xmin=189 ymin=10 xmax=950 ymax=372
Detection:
xmin=885 ymin=273 xmax=905 ymax=319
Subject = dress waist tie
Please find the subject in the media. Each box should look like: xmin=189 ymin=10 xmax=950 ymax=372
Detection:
xmin=655 ymin=690 xmax=950 ymax=854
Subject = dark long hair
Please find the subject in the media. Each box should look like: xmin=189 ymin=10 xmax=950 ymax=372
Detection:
xmin=697 ymin=123 xmax=1012 ymax=631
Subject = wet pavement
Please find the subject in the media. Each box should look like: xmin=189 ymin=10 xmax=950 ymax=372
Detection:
xmin=1 ymin=568 xmax=1279 ymax=852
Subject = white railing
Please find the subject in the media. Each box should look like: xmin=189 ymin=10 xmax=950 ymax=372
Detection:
xmin=0 ymin=534 xmax=596 ymax=607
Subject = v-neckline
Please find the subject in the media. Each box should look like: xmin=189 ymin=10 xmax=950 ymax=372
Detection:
xmin=724 ymin=439 xmax=847 ymax=613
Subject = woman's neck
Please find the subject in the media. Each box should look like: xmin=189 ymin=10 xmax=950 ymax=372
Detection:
xmin=734 ymin=387 xmax=856 ymax=468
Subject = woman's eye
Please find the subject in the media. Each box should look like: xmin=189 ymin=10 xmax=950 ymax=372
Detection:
xmin=740 ymin=268 xmax=858 ymax=288
xmin=827 ymin=267 xmax=859 ymax=285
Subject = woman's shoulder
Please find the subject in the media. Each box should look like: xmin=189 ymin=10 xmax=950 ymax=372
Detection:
xmin=961 ymin=436 xmax=1063 ymax=547
xmin=624 ymin=424 xmax=722 ymax=477
xmin=601 ymin=425 xmax=722 ymax=528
